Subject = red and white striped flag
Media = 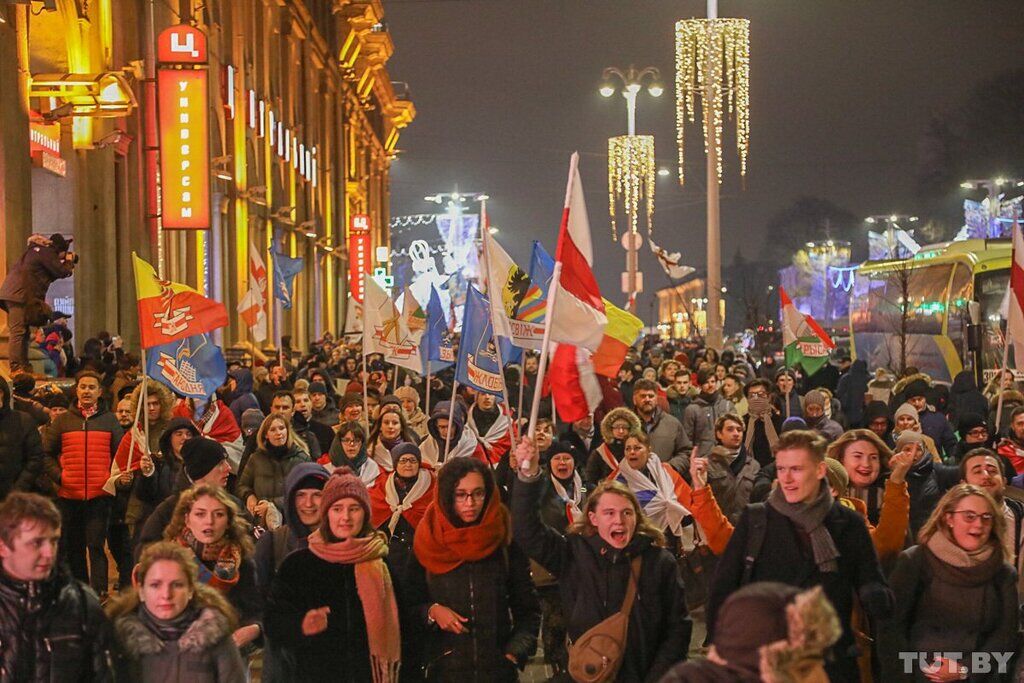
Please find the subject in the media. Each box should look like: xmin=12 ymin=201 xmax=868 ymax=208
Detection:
xmin=237 ymin=241 xmax=268 ymax=342
xmin=1007 ymin=220 xmax=1024 ymax=365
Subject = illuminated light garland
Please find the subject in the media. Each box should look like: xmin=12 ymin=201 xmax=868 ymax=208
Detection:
xmin=608 ymin=134 xmax=656 ymax=240
xmin=828 ymin=265 xmax=858 ymax=292
xmin=674 ymin=18 xmax=750 ymax=185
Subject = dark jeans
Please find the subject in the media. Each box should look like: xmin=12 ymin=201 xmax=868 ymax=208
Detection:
xmin=4 ymin=302 xmax=29 ymax=373
xmin=107 ymin=522 xmax=133 ymax=590
xmin=57 ymin=497 xmax=111 ymax=595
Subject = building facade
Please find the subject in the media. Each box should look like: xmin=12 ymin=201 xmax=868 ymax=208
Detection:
xmin=656 ymin=277 xmax=725 ymax=340
xmin=0 ymin=0 xmax=413 ymax=355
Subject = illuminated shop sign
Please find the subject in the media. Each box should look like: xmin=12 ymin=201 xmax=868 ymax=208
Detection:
xmin=29 ymin=117 xmax=66 ymax=177
xmin=157 ymin=25 xmax=210 ymax=230
xmin=348 ymin=214 xmax=371 ymax=303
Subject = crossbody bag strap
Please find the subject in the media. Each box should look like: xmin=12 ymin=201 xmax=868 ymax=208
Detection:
xmin=620 ymin=556 xmax=642 ymax=616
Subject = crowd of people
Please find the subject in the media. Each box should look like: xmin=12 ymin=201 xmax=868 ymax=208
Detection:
xmin=1 ymin=328 xmax=1023 ymax=682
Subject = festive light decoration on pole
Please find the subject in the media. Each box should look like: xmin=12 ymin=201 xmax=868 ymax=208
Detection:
xmin=608 ymin=134 xmax=656 ymax=240
xmin=674 ymin=18 xmax=750 ymax=185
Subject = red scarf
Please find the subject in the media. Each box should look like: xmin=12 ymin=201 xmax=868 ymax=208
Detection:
xmin=413 ymin=481 xmax=510 ymax=575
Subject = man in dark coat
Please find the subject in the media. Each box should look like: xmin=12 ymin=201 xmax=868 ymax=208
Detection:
xmin=0 ymin=234 xmax=75 ymax=374
xmin=0 ymin=375 xmax=45 ymax=499
xmin=0 ymin=492 xmax=114 ymax=681
xmin=835 ymin=358 xmax=869 ymax=427
xmin=707 ymin=429 xmax=893 ymax=683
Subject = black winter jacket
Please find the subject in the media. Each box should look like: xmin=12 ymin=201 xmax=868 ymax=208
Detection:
xmin=408 ymin=540 xmax=540 ymax=681
xmin=512 ymin=475 xmax=692 ymax=683
xmin=0 ymin=568 xmax=114 ymax=682
xmin=0 ymin=377 xmax=44 ymax=498
xmin=0 ymin=241 xmax=73 ymax=308
xmin=707 ymin=501 xmax=893 ymax=683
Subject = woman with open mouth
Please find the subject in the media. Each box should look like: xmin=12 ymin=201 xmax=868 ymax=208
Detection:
xmin=107 ymin=541 xmax=245 ymax=681
xmin=367 ymin=408 xmax=421 ymax=472
xmin=163 ymin=485 xmax=263 ymax=654
xmin=879 ymin=484 xmax=1018 ymax=682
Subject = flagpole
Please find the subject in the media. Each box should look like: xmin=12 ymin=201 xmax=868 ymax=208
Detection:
xmin=516 ymin=361 xmax=526 ymax=430
xmin=138 ymin=350 xmax=148 ymax=473
xmin=392 ymin=365 xmax=399 ymax=393
xmin=529 ymin=261 xmax=562 ymax=439
xmin=443 ymin=380 xmax=459 ymax=460
xmin=425 ymin=360 xmax=432 ymax=414
xmin=362 ymin=270 xmax=369 ymax=427
xmin=995 ymin=329 xmax=1012 ymax=431
xmin=478 ymin=196 xmax=517 ymax=444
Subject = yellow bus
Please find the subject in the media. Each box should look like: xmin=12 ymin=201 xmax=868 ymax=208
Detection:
xmin=849 ymin=239 xmax=1010 ymax=383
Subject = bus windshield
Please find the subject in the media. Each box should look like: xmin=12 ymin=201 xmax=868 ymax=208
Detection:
xmin=850 ymin=263 xmax=952 ymax=336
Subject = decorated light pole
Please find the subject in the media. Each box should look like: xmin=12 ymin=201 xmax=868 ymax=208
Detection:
xmin=601 ymin=65 xmax=663 ymax=313
xmin=675 ymin=1 xmax=750 ymax=349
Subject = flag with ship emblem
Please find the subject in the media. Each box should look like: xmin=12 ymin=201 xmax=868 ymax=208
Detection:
xmin=484 ymin=232 xmax=546 ymax=349
xmin=455 ymin=285 xmax=505 ymax=397
xmin=146 ymin=332 xmax=227 ymax=400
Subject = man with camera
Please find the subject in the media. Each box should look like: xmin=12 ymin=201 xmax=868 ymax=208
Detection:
xmin=0 ymin=234 xmax=76 ymax=374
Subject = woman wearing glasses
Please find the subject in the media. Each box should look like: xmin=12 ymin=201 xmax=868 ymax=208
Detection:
xmin=880 ymin=484 xmax=1019 ymax=682
xmin=411 ymin=457 xmax=540 ymax=681
xmin=323 ymin=421 xmax=383 ymax=486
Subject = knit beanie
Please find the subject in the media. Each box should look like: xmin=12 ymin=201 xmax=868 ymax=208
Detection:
xmin=241 ymin=408 xmax=265 ymax=436
xmin=956 ymin=412 xmax=987 ymax=435
xmin=320 ymin=467 xmax=371 ymax=520
xmin=713 ymin=582 xmax=800 ymax=671
xmin=391 ymin=442 xmax=421 ymax=463
xmin=394 ymin=385 xmax=420 ymax=406
xmin=824 ymin=457 xmax=849 ymax=497
xmin=308 ymin=381 xmax=328 ymax=396
xmin=894 ymin=402 xmax=919 ymax=423
xmin=781 ymin=416 xmax=807 ymax=433
xmin=181 ymin=438 xmax=227 ymax=483
xmin=895 ymin=430 xmax=924 ymax=452
xmin=380 ymin=394 xmax=403 ymax=413
xmin=804 ymin=390 xmax=826 ymax=409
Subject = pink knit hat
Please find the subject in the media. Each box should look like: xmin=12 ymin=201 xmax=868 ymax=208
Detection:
xmin=320 ymin=467 xmax=371 ymax=518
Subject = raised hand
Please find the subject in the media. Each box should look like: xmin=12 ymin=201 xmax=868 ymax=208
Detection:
xmin=302 ymin=606 xmax=331 ymax=636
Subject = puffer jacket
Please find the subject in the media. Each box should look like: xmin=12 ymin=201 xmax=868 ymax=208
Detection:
xmin=0 ymin=567 xmax=114 ymax=682
xmin=410 ymin=543 xmax=540 ymax=681
xmin=236 ymin=443 xmax=309 ymax=512
xmin=42 ymin=402 xmax=122 ymax=500
xmin=112 ymin=606 xmax=245 ymax=682
xmin=0 ymin=375 xmax=45 ymax=498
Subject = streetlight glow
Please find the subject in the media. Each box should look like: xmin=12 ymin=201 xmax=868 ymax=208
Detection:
xmin=657 ymin=168 xmax=670 ymax=177
xmin=599 ymin=84 xmax=615 ymax=97
xmin=648 ymin=84 xmax=664 ymax=97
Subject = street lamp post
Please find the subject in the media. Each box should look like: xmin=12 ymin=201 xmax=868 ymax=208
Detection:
xmin=864 ymin=214 xmax=919 ymax=259
xmin=600 ymin=65 xmax=662 ymax=313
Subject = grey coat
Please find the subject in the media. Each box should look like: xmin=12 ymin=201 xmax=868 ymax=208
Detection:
xmin=642 ymin=409 xmax=692 ymax=475
xmin=114 ymin=607 xmax=246 ymax=682
xmin=681 ymin=395 xmax=734 ymax=458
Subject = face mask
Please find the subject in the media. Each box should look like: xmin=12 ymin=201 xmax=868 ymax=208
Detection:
xmin=747 ymin=395 xmax=770 ymax=417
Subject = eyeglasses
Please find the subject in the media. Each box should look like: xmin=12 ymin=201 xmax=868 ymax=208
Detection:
xmin=396 ymin=457 xmax=419 ymax=466
xmin=950 ymin=510 xmax=994 ymax=523
xmin=454 ymin=490 xmax=486 ymax=503
xmin=340 ymin=438 xmax=362 ymax=445
xmin=966 ymin=428 xmax=989 ymax=437
xmin=747 ymin=390 xmax=768 ymax=398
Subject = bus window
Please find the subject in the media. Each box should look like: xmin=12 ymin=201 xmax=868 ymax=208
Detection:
xmin=850 ymin=264 xmax=952 ymax=336
xmin=977 ymin=270 xmax=1011 ymax=370
xmin=946 ymin=263 xmax=973 ymax=362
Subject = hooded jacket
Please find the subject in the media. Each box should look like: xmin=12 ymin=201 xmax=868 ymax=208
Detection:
xmin=584 ymin=407 xmax=641 ymax=487
xmin=420 ymin=400 xmax=486 ymax=466
xmin=131 ymin=418 xmax=201 ymax=527
xmin=227 ymin=368 xmax=260 ymax=427
xmin=948 ymin=371 xmax=989 ymax=428
xmin=862 ymin=401 xmax=895 ymax=448
xmin=835 ymin=359 xmax=869 ymax=427
xmin=0 ymin=375 xmax=45 ymax=498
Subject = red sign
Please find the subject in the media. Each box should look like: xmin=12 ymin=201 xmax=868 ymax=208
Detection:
xmin=157 ymin=25 xmax=210 ymax=230
xmin=28 ymin=119 xmax=65 ymax=177
xmin=157 ymin=25 xmax=207 ymax=64
xmin=348 ymin=214 xmax=371 ymax=302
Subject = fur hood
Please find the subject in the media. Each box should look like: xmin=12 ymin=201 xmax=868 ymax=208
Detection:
xmin=115 ymin=607 xmax=232 ymax=657
xmin=990 ymin=389 xmax=1024 ymax=410
xmin=600 ymin=407 xmax=642 ymax=444
xmin=128 ymin=382 xmax=175 ymax=424
xmin=758 ymin=586 xmax=841 ymax=683
xmin=891 ymin=372 xmax=933 ymax=400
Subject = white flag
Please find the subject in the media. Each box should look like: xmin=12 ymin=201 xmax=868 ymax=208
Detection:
xmin=649 ymin=238 xmax=695 ymax=280
xmin=237 ymin=242 xmax=268 ymax=341
xmin=484 ymin=234 xmax=546 ymax=349
xmin=363 ymin=277 xmax=423 ymax=373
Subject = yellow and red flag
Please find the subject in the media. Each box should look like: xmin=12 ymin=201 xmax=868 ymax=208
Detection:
xmin=132 ymin=252 xmax=228 ymax=349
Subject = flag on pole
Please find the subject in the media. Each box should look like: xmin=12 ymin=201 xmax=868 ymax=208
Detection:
xmin=649 ymin=238 xmax=696 ymax=280
xmin=237 ymin=242 xmax=268 ymax=341
xmin=485 ymin=234 xmax=546 ymax=349
xmin=780 ymin=286 xmax=835 ymax=376
xmin=1006 ymin=220 xmax=1024 ymax=366
xmin=270 ymin=248 xmax=304 ymax=310
xmin=343 ymin=294 xmax=363 ymax=343
xmin=548 ymin=344 xmax=603 ymax=423
xmin=424 ymin=285 xmax=455 ymax=370
xmin=132 ymin=253 xmax=228 ymax=349
xmin=400 ymin=287 xmax=427 ymax=339
xmin=363 ymin=276 xmax=423 ymax=373
xmin=591 ymin=298 xmax=644 ymax=378
xmin=146 ymin=332 xmax=227 ymax=399
xmin=455 ymin=285 xmax=505 ymax=397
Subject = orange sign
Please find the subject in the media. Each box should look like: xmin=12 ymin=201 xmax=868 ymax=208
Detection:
xmin=158 ymin=68 xmax=210 ymax=229
xmin=157 ymin=25 xmax=207 ymax=64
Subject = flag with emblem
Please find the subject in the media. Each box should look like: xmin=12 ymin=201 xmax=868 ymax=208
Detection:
xmin=484 ymin=232 xmax=546 ymax=349
xmin=781 ymin=285 xmax=835 ymax=376
xmin=363 ymin=276 xmax=423 ymax=373
xmin=133 ymin=252 xmax=228 ymax=349
xmin=146 ymin=332 xmax=227 ymax=400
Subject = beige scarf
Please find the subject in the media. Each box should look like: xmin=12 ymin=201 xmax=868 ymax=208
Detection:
xmin=383 ymin=470 xmax=432 ymax=534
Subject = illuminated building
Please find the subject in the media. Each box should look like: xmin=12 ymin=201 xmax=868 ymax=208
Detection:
xmin=0 ymin=0 xmax=413 ymax=353
xmin=656 ymin=277 xmax=725 ymax=340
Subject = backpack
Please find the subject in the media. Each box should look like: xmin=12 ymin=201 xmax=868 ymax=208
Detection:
xmin=740 ymin=503 xmax=768 ymax=586
xmin=567 ymin=556 xmax=641 ymax=683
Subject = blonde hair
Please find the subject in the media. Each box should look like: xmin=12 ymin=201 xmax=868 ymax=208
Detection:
xmin=164 ymin=484 xmax=254 ymax=558
xmin=106 ymin=541 xmax=239 ymax=630
xmin=917 ymin=484 xmax=1012 ymax=564
xmin=827 ymin=429 xmax=894 ymax=470
xmin=257 ymin=413 xmax=308 ymax=456
xmin=568 ymin=480 xmax=665 ymax=547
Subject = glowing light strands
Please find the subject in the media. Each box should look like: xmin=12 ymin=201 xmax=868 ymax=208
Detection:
xmin=608 ymin=134 xmax=656 ymax=240
xmin=674 ymin=18 xmax=750 ymax=185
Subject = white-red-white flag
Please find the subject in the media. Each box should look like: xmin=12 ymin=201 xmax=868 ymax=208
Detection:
xmin=1007 ymin=220 xmax=1024 ymax=366
xmin=237 ymin=242 xmax=268 ymax=342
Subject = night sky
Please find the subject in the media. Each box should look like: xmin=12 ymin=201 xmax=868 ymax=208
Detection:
xmin=385 ymin=0 xmax=1024 ymax=324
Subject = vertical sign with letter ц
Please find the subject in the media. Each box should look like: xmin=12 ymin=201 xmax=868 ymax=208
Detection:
xmin=157 ymin=25 xmax=210 ymax=229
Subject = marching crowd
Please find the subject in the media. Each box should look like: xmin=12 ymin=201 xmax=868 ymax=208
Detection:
xmin=2 ymin=330 xmax=1024 ymax=682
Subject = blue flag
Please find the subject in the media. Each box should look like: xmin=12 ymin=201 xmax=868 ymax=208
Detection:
xmin=424 ymin=285 xmax=455 ymax=371
xmin=529 ymin=240 xmax=556 ymax=305
xmin=455 ymin=285 xmax=505 ymax=398
xmin=270 ymin=249 xmax=304 ymax=309
xmin=146 ymin=333 xmax=227 ymax=400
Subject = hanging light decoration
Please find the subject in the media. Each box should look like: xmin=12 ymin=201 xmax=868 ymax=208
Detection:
xmin=675 ymin=18 xmax=750 ymax=185
xmin=608 ymin=134 xmax=655 ymax=240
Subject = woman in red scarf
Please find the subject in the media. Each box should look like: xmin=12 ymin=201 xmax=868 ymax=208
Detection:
xmin=163 ymin=484 xmax=263 ymax=651
xmin=411 ymin=457 xmax=539 ymax=682
xmin=265 ymin=468 xmax=401 ymax=682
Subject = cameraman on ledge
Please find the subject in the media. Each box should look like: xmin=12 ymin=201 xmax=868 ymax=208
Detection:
xmin=0 ymin=234 xmax=76 ymax=374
